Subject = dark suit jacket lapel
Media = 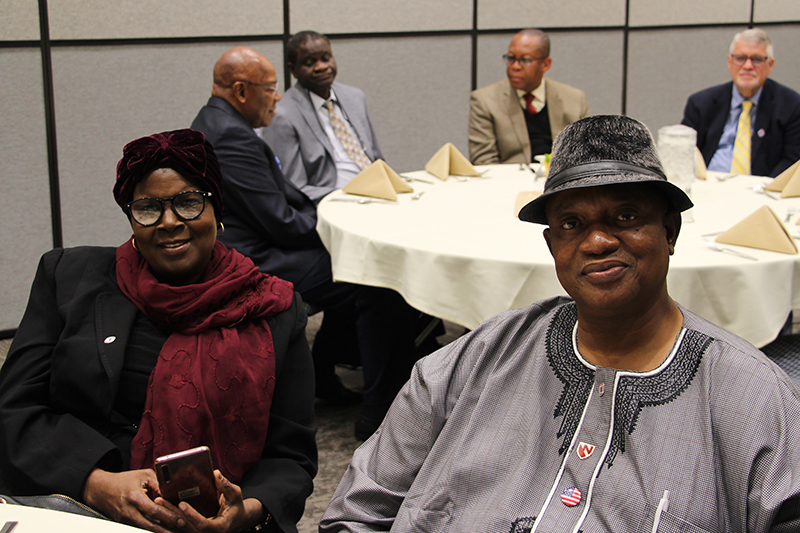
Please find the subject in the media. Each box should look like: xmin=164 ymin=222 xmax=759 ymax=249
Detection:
xmin=93 ymin=289 xmax=139 ymax=410
xmin=752 ymin=79 xmax=775 ymax=160
xmin=262 ymin=138 xmax=294 ymax=196
xmin=703 ymin=83 xmax=734 ymax=163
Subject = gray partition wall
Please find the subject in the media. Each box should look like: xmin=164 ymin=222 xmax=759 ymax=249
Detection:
xmin=1 ymin=0 xmax=799 ymax=334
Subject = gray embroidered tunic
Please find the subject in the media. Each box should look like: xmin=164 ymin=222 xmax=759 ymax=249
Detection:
xmin=321 ymin=297 xmax=800 ymax=533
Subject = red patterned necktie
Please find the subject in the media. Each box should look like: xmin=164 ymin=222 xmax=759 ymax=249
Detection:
xmin=524 ymin=93 xmax=537 ymax=114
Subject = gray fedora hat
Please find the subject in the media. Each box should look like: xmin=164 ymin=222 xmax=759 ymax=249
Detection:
xmin=518 ymin=115 xmax=694 ymax=225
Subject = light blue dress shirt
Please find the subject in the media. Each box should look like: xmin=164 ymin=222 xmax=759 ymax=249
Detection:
xmin=707 ymin=85 xmax=763 ymax=172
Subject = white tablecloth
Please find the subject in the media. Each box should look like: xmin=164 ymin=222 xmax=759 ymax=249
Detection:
xmin=317 ymin=164 xmax=800 ymax=347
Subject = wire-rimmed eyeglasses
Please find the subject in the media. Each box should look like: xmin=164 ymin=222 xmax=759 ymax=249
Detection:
xmin=729 ymin=54 xmax=769 ymax=67
xmin=126 ymin=191 xmax=212 ymax=227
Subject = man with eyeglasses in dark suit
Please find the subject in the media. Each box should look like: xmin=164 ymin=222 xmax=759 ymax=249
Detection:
xmin=682 ymin=28 xmax=800 ymax=178
xmin=469 ymin=29 xmax=590 ymax=165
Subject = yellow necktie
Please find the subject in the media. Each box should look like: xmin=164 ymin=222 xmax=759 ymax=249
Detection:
xmin=731 ymin=100 xmax=753 ymax=175
xmin=323 ymin=101 xmax=371 ymax=170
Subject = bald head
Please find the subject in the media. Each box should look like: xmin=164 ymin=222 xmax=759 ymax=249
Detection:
xmin=212 ymin=47 xmax=267 ymax=90
xmin=515 ymin=29 xmax=550 ymax=58
xmin=211 ymin=46 xmax=281 ymax=128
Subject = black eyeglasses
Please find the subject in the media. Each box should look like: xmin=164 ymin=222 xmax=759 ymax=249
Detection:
xmin=126 ymin=191 xmax=212 ymax=227
xmin=503 ymin=54 xmax=547 ymax=66
xmin=729 ymin=54 xmax=769 ymax=67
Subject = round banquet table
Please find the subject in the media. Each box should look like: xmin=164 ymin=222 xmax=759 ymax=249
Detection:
xmin=316 ymin=164 xmax=800 ymax=348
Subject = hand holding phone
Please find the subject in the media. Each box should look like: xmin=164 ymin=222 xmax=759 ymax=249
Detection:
xmin=154 ymin=446 xmax=220 ymax=518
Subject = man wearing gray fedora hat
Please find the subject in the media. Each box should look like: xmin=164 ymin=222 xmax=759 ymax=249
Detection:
xmin=321 ymin=115 xmax=800 ymax=533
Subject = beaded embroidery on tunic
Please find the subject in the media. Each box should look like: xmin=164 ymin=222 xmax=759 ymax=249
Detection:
xmin=546 ymin=302 xmax=709 ymax=468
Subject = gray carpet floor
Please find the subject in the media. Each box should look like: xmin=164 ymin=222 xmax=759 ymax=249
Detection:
xmin=298 ymin=397 xmax=362 ymax=532
xmin=296 ymin=312 xmax=363 ymax=533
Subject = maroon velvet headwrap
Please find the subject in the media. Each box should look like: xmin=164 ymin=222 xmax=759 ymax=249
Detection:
xmin=117 ymin=240 xmax=294 ymax=483
xmin=113 ymin=128 xmax=224 ymax=220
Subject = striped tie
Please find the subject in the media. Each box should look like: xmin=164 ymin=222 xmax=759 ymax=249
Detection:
xmin=730 ymin=100 xmax=753 ymax=175
xmin=324 ymin=101 xmax=371 ymax=170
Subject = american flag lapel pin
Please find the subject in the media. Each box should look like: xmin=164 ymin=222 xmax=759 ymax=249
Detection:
xmin=561 ymin=486 xmax=582 ymax=507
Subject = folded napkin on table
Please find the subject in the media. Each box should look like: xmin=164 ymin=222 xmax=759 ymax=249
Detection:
xmin=341 ymin=159 xmax=413 ymax=201
xmin=425 ymin=142 xmax=480 ymax=181
xmin=694 ymin=146 xmax=707 ymax=180
xmin=716 ymin=205 xmax=797 ymax=254
xmin=765 ymin=159 xmax=800 ymax=198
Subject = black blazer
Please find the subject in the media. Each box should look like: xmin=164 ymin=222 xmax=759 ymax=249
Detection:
xmin=192 ymin=97 xmax=327 ymax=284
xmin=682 ymin=79 xmax=800 ymax=177
xmin=0 ymin=247 xmax=317 ymax=533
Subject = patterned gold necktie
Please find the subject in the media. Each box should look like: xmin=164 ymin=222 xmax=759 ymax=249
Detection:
xmin=323 ymin=101 xmax=371 ymax=170
xmin=731 ymin=100 xmax=753 ymax=175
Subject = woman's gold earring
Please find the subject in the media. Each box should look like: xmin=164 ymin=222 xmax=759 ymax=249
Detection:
xmin=217 ymin=222 xmax=225 ymax=237
xmin=132 ymin=237 xmax=138 ymax=251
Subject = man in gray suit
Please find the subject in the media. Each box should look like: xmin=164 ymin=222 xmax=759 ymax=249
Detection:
xmin=263 ymin=31 xmax=383 ymax=204
xmin=469 ymin=29 xmax=589 ymax=165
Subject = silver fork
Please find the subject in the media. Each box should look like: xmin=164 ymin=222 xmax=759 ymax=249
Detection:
xmin=753 ymin=183 xmax=780 ymax=200
xmin=401 ymin=175 xmax=434 ymax=184
xmin=703 ymin=240 xmax=758 ymax=260
xmin=786 ymin=206 xmax=797 ymax=222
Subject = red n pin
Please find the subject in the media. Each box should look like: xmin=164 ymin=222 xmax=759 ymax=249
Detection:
xmin=576 ymin=442 xmax=595 ymax=459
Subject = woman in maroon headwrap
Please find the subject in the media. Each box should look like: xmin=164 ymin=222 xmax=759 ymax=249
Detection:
xmin=0 ymin=129 xmax=317 ymax=533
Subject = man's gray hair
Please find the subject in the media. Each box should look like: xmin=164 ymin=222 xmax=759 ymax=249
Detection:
xmin=730 ymin=28 xmax=774 ymax=59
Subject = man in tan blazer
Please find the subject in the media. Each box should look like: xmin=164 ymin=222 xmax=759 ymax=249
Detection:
xmin=469 ymin=29 xmax=589 ymax=165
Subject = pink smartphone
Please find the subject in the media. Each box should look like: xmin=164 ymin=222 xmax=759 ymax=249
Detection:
xmin=154 ymin=446 xmax=220 ymax=518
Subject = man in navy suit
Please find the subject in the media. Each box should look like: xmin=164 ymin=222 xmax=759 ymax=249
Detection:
xmin=682 ymin=28 xmax=800 ymax=177
xmin=191 ymin=47 xmax=419 ymax=440
xmin=263 ymin=31 xmax=383 ymax=204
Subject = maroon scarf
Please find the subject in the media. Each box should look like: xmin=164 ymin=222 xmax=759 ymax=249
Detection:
xmin=116 ymin=239 xmax=293 ymax=483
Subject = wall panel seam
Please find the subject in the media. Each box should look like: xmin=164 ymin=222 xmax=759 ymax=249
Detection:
xmin=38 ymin=0 xmax=62 ymax=249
